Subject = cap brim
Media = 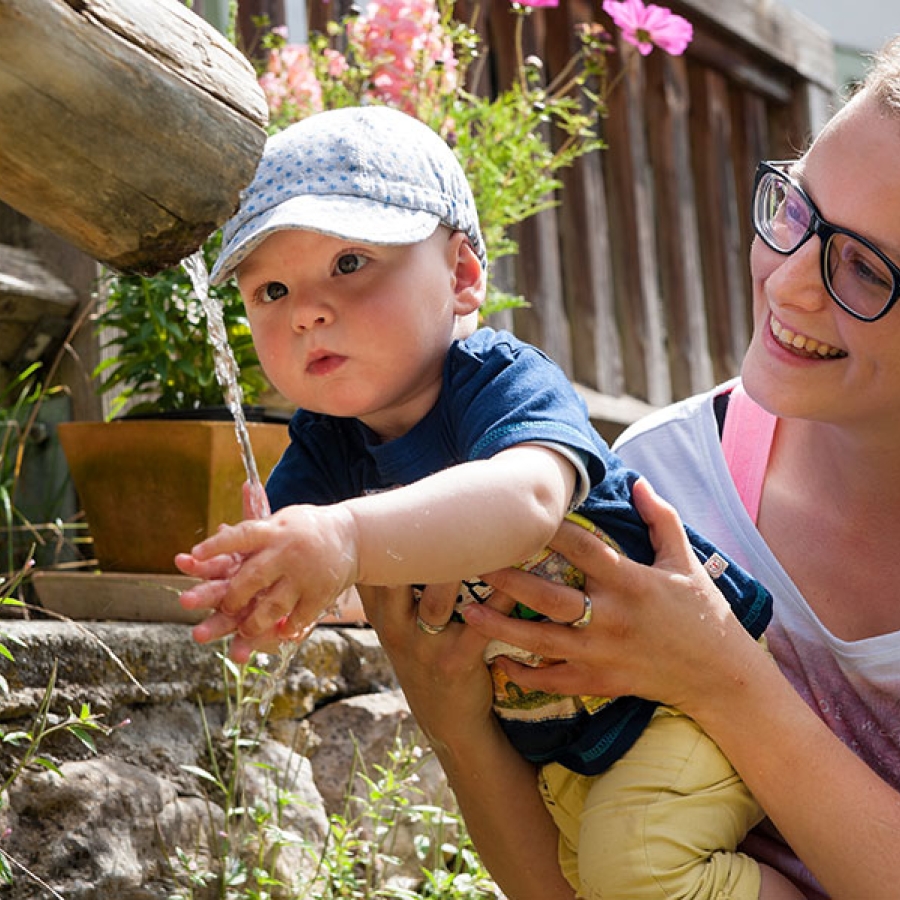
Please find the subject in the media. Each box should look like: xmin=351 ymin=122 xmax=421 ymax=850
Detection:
xmin=210 ymin=193 xmax=442 ymax=285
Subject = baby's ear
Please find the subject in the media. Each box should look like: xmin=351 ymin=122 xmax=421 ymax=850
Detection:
xmin=451 ymin=232 xmax=486 ymax=316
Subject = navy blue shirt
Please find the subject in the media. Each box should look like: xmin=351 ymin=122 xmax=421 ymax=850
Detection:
xmin=267 ymin=328 xmax=771 ymax=774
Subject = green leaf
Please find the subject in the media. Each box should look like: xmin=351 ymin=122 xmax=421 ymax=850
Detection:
xmin=68 ymin=727 xmax=98 ymax=753
xmin=180 ymin=764 xmax=223 ymax=787
xmin=32 ymin=757 xmax=63 ymax=776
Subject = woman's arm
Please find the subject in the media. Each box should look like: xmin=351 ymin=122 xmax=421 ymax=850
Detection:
xmin=465 ymin=479 xmax=900 ymax=900
xmin=358 ymin=583 xmax=575 ymax=900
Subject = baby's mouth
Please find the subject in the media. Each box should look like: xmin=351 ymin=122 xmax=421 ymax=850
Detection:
xmin=306 ymin=349 xmax=346 ymax=376
xmin=769 ymin=314 xmax=847 ymax=359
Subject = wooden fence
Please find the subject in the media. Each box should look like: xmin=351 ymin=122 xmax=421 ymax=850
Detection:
xmin=297 ymin=0 xmax=837 ymax=438
xmin=9 ymin=0 xmax=832 ymax=436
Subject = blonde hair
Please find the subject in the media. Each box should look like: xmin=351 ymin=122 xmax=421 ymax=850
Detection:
xmin=859 ymin=35 xmax=900 ymax=113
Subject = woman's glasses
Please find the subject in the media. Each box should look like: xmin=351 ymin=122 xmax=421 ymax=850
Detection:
xmin=752 ymin=161 xmax=900 ymax=322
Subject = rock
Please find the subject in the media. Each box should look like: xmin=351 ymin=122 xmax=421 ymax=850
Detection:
xmin=0 ymin=621 xmax=396 ymax=723
xmin=2 ymin=757 xmax=214 ymax=899
xmin=0 ymin=621 xmax=458 ymax=898
xmin=306 ymin=689 xmax=458 ymax=885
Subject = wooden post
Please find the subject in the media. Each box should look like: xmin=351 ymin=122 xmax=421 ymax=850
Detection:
xmin=0 ymin=0 xmax=268 ymax=275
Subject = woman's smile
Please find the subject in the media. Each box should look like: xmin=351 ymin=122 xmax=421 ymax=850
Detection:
xmin=768 ymin=313 xmax=847 ymax=359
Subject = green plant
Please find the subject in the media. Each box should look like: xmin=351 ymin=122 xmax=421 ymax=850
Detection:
xmin=167 ymin=651 xmax=500 ymax=899
xmin=307 ymin=736 xmax=500 ymax=900
xmin=1 ymin=355 xmax=92 ymax=588
xmin=0 ymin=662 xmax=114 ymax=797
xmin=92 ymin=232 xmax=269 ymax=419
xmin=168 ymin=650 xmax=303 ymax=899
xmin=0 ymin=560 xmax=119 ymax=890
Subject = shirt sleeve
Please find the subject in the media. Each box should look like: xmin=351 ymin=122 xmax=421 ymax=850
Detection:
xmin=443 ymin=330 xmax=612 ymax=492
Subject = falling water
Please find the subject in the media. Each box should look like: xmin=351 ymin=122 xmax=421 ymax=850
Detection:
xmin=181 ymin=250 xmax=270 ymax=520
xmin=182 ymin=250 xmax=299 ymax=709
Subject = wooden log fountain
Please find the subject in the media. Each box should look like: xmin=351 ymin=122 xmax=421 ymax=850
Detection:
xmin=0 ymin=0 xmax=269 ymax=275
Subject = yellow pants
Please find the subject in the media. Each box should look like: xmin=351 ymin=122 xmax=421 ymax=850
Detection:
xmin=539 ymin=706 xmax=763 ymax=900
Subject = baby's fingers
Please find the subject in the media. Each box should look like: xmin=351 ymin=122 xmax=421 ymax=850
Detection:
xmin=175 ymin=550 xmax=242 ymax=580
xmin=236 ymin=578 xmax=302 ymax=639
xmin=191 ymin=609 xmax=241 ymax=644
xmin=189 ymin=520 xmax=261 ymax=562
xmin=179 ymin=578 xmax=230 ymax=610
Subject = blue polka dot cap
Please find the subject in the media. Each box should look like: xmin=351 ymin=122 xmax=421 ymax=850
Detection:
xmin=210 ymin=105 xmax=486 ymax=285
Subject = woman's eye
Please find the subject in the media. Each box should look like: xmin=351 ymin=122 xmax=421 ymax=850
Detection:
xmin=334 ymin=253 xmax=368 ymax=276
xmin=784 ymin=192 xmax=810 ymax=232
xmin=262 ymin=281 xmax=289 ymax=303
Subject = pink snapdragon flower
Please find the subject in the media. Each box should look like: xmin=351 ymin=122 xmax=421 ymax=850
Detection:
xmin=259 ymin=43 xmax=323 ymax=117
xmin=348 ymin=0 xmax=458 ymax=115
xmin=602 ymin=0 xmax=693 ymax=56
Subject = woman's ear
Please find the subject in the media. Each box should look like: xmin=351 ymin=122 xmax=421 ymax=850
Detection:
xmin=448 ymin=230 xmax=486 ymax=317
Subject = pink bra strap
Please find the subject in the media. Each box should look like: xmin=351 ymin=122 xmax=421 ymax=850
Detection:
xmin=721 ymin=383 xmax=777 ymax=524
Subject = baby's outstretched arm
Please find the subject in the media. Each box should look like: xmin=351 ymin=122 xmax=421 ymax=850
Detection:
xmin=177 ymin=443 xmax=575 ymax=653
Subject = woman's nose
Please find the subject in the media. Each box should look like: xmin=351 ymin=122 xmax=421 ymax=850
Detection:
xmin=763 ymin=236 xmax=829 ymax=314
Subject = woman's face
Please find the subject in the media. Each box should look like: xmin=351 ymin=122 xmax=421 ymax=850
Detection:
xmin=742 ymin=92 xmax=900 ymax=433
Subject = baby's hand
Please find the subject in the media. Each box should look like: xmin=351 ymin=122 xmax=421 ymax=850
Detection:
xmin=180 ymin=502 xmax=359 ymax=644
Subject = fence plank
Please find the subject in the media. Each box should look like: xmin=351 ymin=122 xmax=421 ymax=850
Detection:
xmin=604 ymin=49 xmax=672 ymax=406
xmin=646 ymin=53 xmax=714 ymax=398
xmin=543 ymin=2 xmax=620 ymax=391
xmin=689 ymin=65 xmax=750 ymax=382
xmin=485 ymin=3 xmax=574 ymax=372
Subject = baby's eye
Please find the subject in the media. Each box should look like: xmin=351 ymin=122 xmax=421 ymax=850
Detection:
xmin=334 ymin=253 xmax=368 ymax=276
xmin=261 ymin=281 xmax=289 ymax=303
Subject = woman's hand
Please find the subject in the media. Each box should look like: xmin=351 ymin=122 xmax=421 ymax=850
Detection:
xmin=464 ymin=478 xmax=757 ymax=716
xmin=359 ymin=582 xmax=494 ymax=749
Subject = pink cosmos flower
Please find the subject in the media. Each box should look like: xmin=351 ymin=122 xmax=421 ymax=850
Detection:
xmin=602 ymin=0 xmax=693 ymax=56
xmin=515 ymin=0 xmax=560 ymax=6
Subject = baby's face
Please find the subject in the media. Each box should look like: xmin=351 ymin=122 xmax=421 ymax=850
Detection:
xmin=236 ymin=227 xmax=478 ymax=441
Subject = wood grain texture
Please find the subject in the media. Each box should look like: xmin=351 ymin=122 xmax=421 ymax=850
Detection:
xmin=0 ymin=0 xmax=268 ymax=274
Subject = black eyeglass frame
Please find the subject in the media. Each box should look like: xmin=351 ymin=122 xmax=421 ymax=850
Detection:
xmin=752 ymin=160 xmax=900 ymax=322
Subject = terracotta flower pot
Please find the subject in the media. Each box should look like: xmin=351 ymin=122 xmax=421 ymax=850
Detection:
xmin=58 ymin=417 xmax=289 ymax=574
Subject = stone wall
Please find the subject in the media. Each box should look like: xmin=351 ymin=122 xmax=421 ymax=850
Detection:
xmin=0 ymin=620 xmax=455 ymax=899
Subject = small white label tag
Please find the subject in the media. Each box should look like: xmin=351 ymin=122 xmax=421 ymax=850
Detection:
xmin=704 ymin=552 xmax=729 ymax=579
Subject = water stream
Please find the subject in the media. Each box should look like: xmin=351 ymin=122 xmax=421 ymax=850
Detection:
xmin=182 ymin=250 xmax=296 ymax=709
xmin=181 ymin=250 xmax=270 ymax=520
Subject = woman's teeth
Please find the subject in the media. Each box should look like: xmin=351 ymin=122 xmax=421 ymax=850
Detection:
xmin=770 ymin=315 xmax=846 ymax=358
